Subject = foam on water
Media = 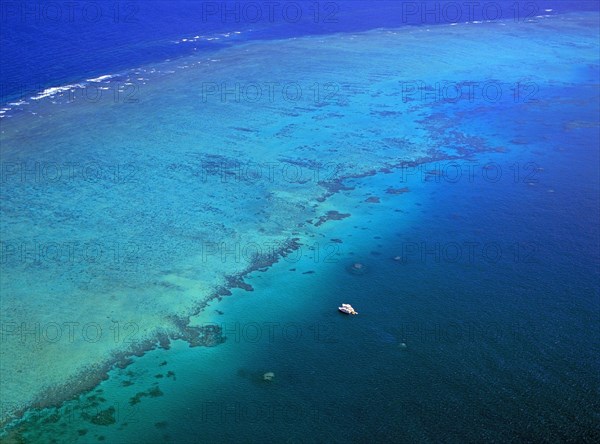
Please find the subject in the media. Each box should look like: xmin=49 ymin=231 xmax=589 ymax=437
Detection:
xmin=87 ymin=75 xmax=118 ymax=83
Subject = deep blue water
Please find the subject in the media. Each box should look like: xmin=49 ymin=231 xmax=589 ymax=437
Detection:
xmin=1 ymin=0 xmax=598 ymax=103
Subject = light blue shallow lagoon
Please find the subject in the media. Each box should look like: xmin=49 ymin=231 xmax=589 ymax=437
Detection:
xmin=0 ymin=3 xmax=599 ymax=443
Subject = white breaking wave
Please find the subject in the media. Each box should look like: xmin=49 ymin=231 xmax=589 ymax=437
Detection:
xmin=30 ymin=84 xmax=85 ymax=101
xmin=86 ymin=74 xmax=117 ymax=83
xmin=175 ymin=30 xmax=245 ymax=44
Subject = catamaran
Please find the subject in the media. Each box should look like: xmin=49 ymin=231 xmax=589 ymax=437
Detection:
xmin=338 ymin=304 xmax=358 ymax=315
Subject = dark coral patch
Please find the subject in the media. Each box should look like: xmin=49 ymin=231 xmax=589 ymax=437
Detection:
xmin=315 ymin=211 xmax=351 ymax=227
xmin=129 ymin=392 xmax=145 ymax=406
xmin=148 ymin=386 xmax=163 ymax=397
xmin=386 ymin=187 xmax=410 ymax=195
xmin=82 ymin=407 xmax=116 ymax=426
xmin=226 ymin=275 xmax=254 ymax=292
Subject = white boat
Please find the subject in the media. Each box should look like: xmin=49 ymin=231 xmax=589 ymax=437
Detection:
xmin=338 ymin=303 xmax=358 ymax=315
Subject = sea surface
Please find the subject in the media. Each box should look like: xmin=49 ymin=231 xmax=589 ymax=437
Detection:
xmin=1 ymin=1 xmax=599 ymax=443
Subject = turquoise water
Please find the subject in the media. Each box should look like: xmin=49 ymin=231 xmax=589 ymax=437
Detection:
xmin=1 ymin=10 xmax=599 ymax=443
